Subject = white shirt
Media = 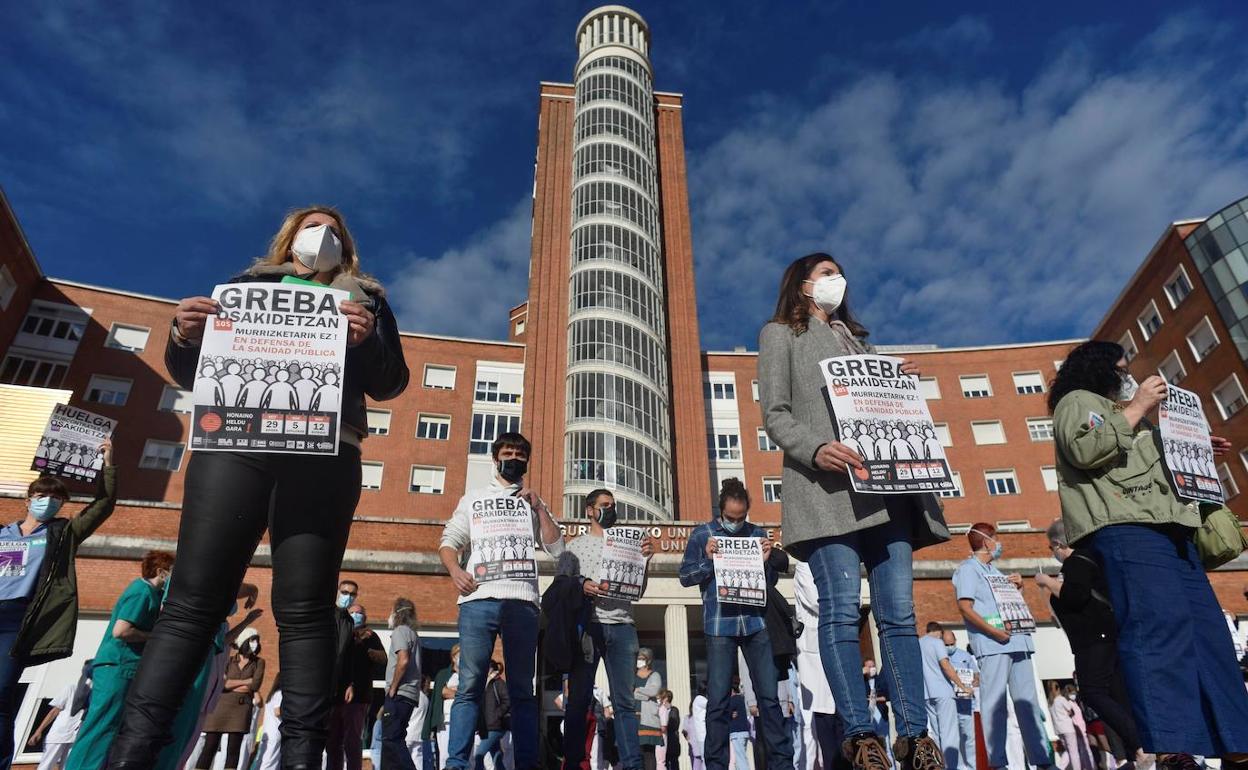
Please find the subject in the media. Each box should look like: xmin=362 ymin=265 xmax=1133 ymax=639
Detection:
xmin=1050 ymin=694 xmax=1076 ymax=734
xmin=45 ymin=683 xmax=85 ymax=744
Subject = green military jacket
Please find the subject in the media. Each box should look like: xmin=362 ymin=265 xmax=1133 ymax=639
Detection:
xmin=1053 ymin=390 xmax=1198 ymax=544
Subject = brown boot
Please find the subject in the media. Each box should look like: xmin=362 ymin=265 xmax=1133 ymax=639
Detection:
xmin=842 ymin=732 xmax=892 ymax=770
xmin=894 ymin=733 xmax=946 ymax=770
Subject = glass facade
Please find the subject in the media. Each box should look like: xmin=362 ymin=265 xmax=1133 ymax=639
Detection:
xmin=566 ymin=13 xmax=674 ymax=522
xmin=1185 ymin=195 xmax=1248 ymax=358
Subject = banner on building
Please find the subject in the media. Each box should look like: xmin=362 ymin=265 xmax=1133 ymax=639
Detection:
xmin=713 ymin=536 xmax=766 ymax=607
xmin=1158 ymin=384 xmax=1224 ymax=504
xmin=984 ymin=574 xmax=1036 ymax=635
xmin=597 ymin=526 xmax=647 ymax=601
xmin=468 ymin=494 xmax=537 ymax=583
xmin=819 ymin=354 xmax=955 ymax=494
xmin=189 ymin=282 xmax=349 ymax=455
xmin=31 ymin=404 xmax=116 ymax=483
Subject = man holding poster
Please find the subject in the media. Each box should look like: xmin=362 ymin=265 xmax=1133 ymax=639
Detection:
xmin=562 ymin=489 xmax=657 ymax=770
xmin=680 ymin=478 xmax=794 ymax=770
xmin=438 ymin=432 xmax=563 ymax=770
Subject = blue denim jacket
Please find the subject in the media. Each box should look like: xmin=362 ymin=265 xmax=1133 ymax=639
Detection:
xmin=679 ymin=519 xmax=775 ymax=637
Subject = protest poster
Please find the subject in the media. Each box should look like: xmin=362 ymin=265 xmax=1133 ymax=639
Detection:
xmin=597 ymin=526 xmax=647 ymax=601
xmin=713 ymin=536 xmax=767 ymax=607
xmin=189 ymin=282 xmax=349 ymax=455
xmin=983 ymin=573 xmax=1036 ymax=635
xmin=819 ymin=354 xmax=955 ymax=494
xmin=468 ymin=493 xmax=537 ymax=583
xmin=31 ymin=404 xmax=117 ymax=483
xmin=1158 ymin=384 xmax=1224 ymax=504
xmin=954 ymin=667 xmax=975 ymax=699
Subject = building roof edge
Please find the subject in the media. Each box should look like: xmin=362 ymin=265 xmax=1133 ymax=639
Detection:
xmin=1092 ymin=219 xmax=1205 ymax=338
xmin=704 ymin=338 xmax=1087 ymax=357
xmin=1 ymin=186 xmax=45 ymax=279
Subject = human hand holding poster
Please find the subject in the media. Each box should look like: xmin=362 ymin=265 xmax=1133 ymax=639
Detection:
xmin=983 ymin=574 xmax=1036 ymax=635
xmin=31 ymin=404 xmax=116 ymax=483
xmin=190 ymin=282 xmax=349 ymax=455
xmin=819 ymin=354 xmax=955 ymax=494
xmin=597 ymin=526 xmax=647 ymax=601
xmin=712 ymin=537 xmax=766 ymax=607
xmin=1158 ymin=383 xmax=1224 ymax=504
xmin=469 ymin=494 xmax=537 ymax=583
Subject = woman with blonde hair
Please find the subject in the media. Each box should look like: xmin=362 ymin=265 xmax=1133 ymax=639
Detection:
xmin=106 ymin=206 xmax=409 ymax=770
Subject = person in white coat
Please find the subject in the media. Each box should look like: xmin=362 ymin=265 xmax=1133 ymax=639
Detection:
xmin=255 ymin=688 xmax=282 ymax=770
xmin=794 ymin=562 xmax=838 ymax=769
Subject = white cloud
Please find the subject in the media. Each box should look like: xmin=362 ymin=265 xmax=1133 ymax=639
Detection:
xmin=898 ymin=16 xmax=994 ymax=53
xmin=687 ymin=13 xmax=1248 ymax=350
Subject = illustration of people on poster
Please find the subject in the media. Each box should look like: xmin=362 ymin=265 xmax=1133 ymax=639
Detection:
xmin=31 ymin=404 xmax=117 ymax=483
xmin=1158 ymin=383 xmax=1224 ymax=504
xmin=819 ymin=354 xmax=955 ymax=494
xmin=983 ymin=573 xmax=1036 ymax=635
xmin=468 ymin=493 xmax=537 ymax=583
xmin=713 ymin=536 xmax=766 ymax=607
xmin=189 ymin=281 xmax=349 ymax=455
xmin=597 ymin=526 xmax=647 ymax=601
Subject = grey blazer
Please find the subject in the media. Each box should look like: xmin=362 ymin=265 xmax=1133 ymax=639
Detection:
xmin=757 ymin=320 xmax=950 ymax=560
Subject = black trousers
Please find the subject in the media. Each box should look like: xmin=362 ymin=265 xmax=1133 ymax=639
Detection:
xmin=1074 ymin=641 xmax=1142 ymax=758
xmin=196 ymin=732 xmax=245 ymax=769
xmin=108 ymin=448 xmax=361 ymax=768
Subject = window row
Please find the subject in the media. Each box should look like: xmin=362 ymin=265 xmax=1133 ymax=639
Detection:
xmin=576 ymin=71 xmax=651 ymax=117
xmin=568 ymin=370 xmax=670 ymax=445
xmin=573 ymin=141 xmax=657 ymax=201
xmin=576 ymin=55 xmax=652 ymax=88
xmin=474 ymin=379 xmax=521 ymax=404
xmin=574 ymin=106 xmax=654 ymax=158
xmin=1130 ymin=264 xmax=1198 ymax=350
xmin=568 ymin=317 xmax=668 ymax=389
xmin=1120 ymin=315 xmax=1221 ymax=368
xmin=572 ymin=222 xmax=663 ymax=286
xmin=572 ymin=180 xmax=659 ymax=240
xmin=571 ymin=267 xmax=665 ymax=334
xmin=567 ymin=430 xmax=672 ymax=511
xmin=360 ymin=462 xmax=447 ymax=494
xmin=917 ymin=371 xmax=1050 ymax=400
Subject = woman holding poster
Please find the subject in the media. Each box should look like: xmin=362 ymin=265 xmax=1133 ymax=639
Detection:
xmin=1049 ymin=340 xmax=1248 ymax=765
xmin=107 ymin=206 xmax=410 ymax=770
xmin=757 ymin=253 xmax=950 ymax=770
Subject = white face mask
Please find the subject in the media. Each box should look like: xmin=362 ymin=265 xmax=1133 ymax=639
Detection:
xmin=636 ymin=658 xmax=647 ymax=669
xmin=1116 ymin=373 xmax=1139 ymax=402
xmin=804 ymin=274 xmax=847 ymax=315
xmin=291 ymin=224 xmax=343 ymax=273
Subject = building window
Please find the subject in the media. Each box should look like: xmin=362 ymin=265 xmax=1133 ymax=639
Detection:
xmin=705 ymin=381 xmax=736 ymax=401
xmin=474 ymin=379 xmax=521 ymax=404
xmin=971 ymin=420 xmax=1006 ymax=445
xmin=960 ymin=375 xmax=992 ymax=399
xmin=919 ymin=377 xmax=941 ymax=400
xmin=1119 ymin=331 xmax=1138 ymax=362
xmin=417 ymin=414 xmax=451 ymax=440
xmin=757 ymin=428 xmax=779 ymax=452
xmin=1027 ymin=418 xmax=1054 ymax=442
xmin=1012 ymin=371 xmax=1045 ymax=395
xmin=1213 ymin=375 xmax=1248 ymax=419
xmin=1239 ymin=448 xmax=1248 ymax=477
xmin=470 ymin=413 xmax=522 ymax=455
xmin=1218 ymin=463 xmax=1239 ymax=499
xmin=19 ymin=304 xmax=86 ymax=343
xmin=709 ymin=432 xmax=741 ymax=461
xmin=366 ymin=409 xmax=392 ymax=436
xmin=938 ymin=471 xmax=963 ymax=498
xmin=933 ymin=423 xmax=953 ymax=447
xmin=139 ymin=440 xmax=184 ymax=471
xmin=1158 ymin=351 xmax=1186 ymax=384
xmin=763 ymin=477 xmax=782 ymax=503
xmin=86 ymin=375 xmax=131 ymax=406
xmin=410 ymin=465 xmax=446 ymax=494
xmin=1137 ymin=300 xmax=1163 ymax=341
xmin=514 ymin=319 xmax=526 ymax=335
xmin=360 ymin=461 xmax=383 ymax=490
xmin=0 ymin=354 xmax=69 ymax=388
xmin=104 ymin=323 xmax=150 ymax=353
xmin=1186 ymin=317 xmax=1220 ymax=362
xmin=1041 ymin=466 xmax=1059 ymax=492
xmin=423 ymin=364 xmax=456 ymax=390
xmin=158 ymin=385 xmax=193 ymax=413
xmin=0 ymin=265 xmax=17 ymax=310
xmin=985 ymin=469 xmax=1019 ymax=496
xmin=751 ymin=380 xmax=760 ymax=402
xmin=1164 ymin=266 xmax=1193 ymax=308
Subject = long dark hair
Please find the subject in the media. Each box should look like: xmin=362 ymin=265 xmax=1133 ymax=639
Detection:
xmin=770 ymin=252 xmax=870 ymax=338
xmin=1047 ymin=341 xmax=1125 ymax=414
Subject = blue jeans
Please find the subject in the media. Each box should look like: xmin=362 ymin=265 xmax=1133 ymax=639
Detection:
xmin=806 ymin=512 xmax=927 ymax=738
xmin=729 ymin=732 xmax=750 ymax=769
xmin=0 ymin=600 xmax=29 ymax=770
xmin=382 ymin=695 xmax=418 ymax=770
xmin=447 ymin=599 xmax=539 ymax=770
xmin=1089 ymin=524 xmax=1248 ymax=755
xmin=705 ymin=630 xmax=794 ymax=770
xmin=474 ymin=729 xmax=505 ymax=770
xmin=564 ymin=621 xmax=641 ymax=769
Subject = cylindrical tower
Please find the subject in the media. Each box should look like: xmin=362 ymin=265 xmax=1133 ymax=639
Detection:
xmin=564 ymin=6 xmax=674 ymax=522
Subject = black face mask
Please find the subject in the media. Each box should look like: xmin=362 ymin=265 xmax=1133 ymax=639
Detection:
xmin=596 ymin=505 xmax=618 ymax=529
xmin=497 ymin=458 xmax=528 ymax=484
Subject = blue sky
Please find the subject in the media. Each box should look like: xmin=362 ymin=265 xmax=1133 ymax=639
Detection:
xmin=3 ymin=1 xmax=1247 ymax=350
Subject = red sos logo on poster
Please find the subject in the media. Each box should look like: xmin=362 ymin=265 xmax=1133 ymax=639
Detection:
xmin=214 ymin=316 xmax=233 ymax=331
xmin=833 ymin=382 xmax=849 ymax=397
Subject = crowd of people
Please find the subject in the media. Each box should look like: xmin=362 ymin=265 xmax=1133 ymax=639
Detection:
xmin=5 ymin=210 xmax=1248 ymax=770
